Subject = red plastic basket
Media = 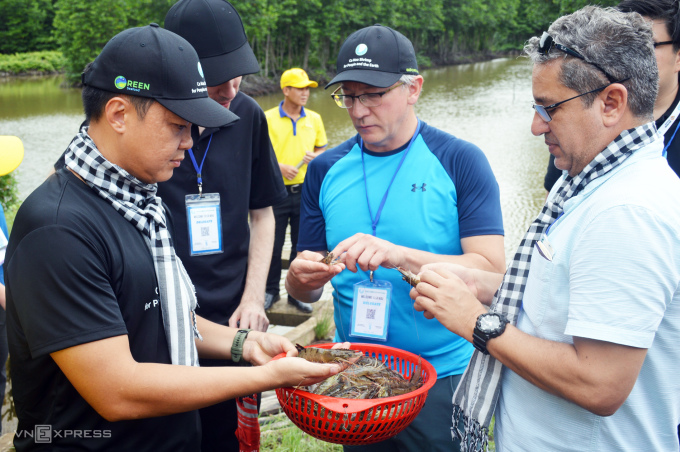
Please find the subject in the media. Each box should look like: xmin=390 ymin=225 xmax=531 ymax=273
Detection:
xmin=274 ymin=343 xmax=437 ymax=445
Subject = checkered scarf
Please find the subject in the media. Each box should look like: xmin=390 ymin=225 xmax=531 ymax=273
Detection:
xmin=453 ymin=123 xmax=658 ymax=451
xmin=64 ymin=127 xmax=201 ymax=366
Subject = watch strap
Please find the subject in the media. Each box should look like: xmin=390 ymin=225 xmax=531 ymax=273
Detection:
xmin=231 ymin=329 xmax=251 ymax=363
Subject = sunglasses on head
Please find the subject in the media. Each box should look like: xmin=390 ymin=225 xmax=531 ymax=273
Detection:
xmin=538 ymin=32 xmax=618 ymax=83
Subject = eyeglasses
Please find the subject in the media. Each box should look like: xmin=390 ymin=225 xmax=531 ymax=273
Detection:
xmin=653 ymin=40 xmax=675 ymax=48
xmin=538 ymin=32 xmax=618 ymax=83
xmin=331 ymin=82 xmax=405 ymax=109
xmin=532 ymin=78 xmax=629 ymax=122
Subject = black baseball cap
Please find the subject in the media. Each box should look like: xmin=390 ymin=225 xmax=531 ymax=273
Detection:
xmin=326 ymin=25 xmax=419 ymax=89
xmin=82 ymin=24 xmax=238 ymax=128
xmin=165 ymin=0 xmax=260 ymax=86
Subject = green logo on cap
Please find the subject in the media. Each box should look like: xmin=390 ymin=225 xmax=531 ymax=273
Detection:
xmin=114 ymin=76 xmax=127 ymax=89
xmin=355 ymin=44 xmax=368 ymax=56
xmin=114 ymin=77 xmax=151 ymax=92
xmin=197 ymin=62 xmax=204 ymax=78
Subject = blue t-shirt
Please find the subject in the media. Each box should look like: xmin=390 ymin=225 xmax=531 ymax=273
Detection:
xmin=299 ymin=121 xmax=504 ymax=378
xmin=1 ymin=205 xmax=8 ymax=285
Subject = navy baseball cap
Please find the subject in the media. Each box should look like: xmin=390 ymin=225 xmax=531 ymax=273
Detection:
xmin=165 ymin=0 xmax=260 ymax=86
xmin=82 ymin=24 xmax=238 ymax=128
xmin=326 ymin=25 xmax=419 ymax=89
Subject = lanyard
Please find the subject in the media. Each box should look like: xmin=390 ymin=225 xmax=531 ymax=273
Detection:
xmin=187 ymin=133 xmax=213 ymax=196
xmin=663 ymin=120 xmax=680 ymax=159
xmin=658 ymin=99 xmax=680 ymax=159
xmin=361 ymin=120 xmax=421 ymax=237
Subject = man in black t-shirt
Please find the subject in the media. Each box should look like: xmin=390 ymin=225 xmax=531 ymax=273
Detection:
xmin=159 ymin=1 xmax=287 ymax=450
xmin=544 ymin=0 xmax=680 ymax=192
xmin=5 ymin=25 xmax=343 ymax=452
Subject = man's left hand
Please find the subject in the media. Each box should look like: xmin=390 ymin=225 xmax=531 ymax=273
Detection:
xmin=242 ymin=330 xmax=296 ymax=366
xmin=302 ymin=151 xmax=316 ymax=164
xmin=332 ymin=233 xmax=405 ymax=273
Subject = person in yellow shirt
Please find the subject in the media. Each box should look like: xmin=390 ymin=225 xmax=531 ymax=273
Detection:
xmin=265 ymin=68 xmax=327 ymax=312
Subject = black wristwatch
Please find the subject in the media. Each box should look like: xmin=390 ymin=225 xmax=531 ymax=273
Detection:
xmin=231 ymin=329 xmax=251 ymax=364
xmin=472 ymin=313 xmax=509 ymax=355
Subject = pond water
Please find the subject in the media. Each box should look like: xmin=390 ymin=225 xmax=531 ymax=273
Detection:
xmin=0 ymin=58 xmax=548 ymax=261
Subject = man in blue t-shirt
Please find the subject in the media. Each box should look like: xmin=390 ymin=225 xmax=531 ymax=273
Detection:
xmin=285 ymin=25 xmax=505 ymax=452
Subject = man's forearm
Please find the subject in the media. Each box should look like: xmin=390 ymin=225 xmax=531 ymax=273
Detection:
xmin=241 ymin=207 xmax=275 ymax=305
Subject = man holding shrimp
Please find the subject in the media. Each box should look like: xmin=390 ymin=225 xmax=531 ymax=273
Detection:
xmin=4 ymin=25 xmax=345 ymax=451
xmin=286 ymin=24 xmax=505 ymax=451
xmin=412 ymin=6 xmax=680 ymax=451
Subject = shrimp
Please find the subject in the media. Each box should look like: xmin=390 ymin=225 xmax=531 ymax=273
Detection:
xmin=295 ymin=344 xmax=363 ymax=364
xmin=319 ymin=252 xmax=341 ymax=265
xmin=396 ymin=266 xmax=420 ymax=287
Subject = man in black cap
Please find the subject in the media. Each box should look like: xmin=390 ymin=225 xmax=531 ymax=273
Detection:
xmin=4 ymin=24 xmax=344 ymax=451
xmin=286 ymin=25 xmax=505 ymax=451
xmin=158 ymin=0 xmax=286 ymax=450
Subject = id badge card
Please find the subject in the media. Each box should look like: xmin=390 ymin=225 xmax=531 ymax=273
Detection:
xmin=185 ymin=193 xmax=223 ymax=256
xmin=350 ymin=279 xmax=392 ymax=341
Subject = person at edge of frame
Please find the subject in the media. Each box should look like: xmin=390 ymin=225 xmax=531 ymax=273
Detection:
xmin=0 ymin=135 xmax=24 ymax=437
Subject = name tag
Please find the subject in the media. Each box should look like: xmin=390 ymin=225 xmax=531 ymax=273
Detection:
xmin=186 ymin=193 xmax=223 ymax=256
xmin=535 ymin=237 xmax=555 ymax=262
xmin=350 ymin=279 xmax=392 ymax=341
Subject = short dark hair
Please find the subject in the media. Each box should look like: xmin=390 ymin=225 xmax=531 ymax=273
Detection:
xmin=81 ymin=62 xmax=155 ymax=122
xmin=618 ymin=0 xmax=680 ymax=50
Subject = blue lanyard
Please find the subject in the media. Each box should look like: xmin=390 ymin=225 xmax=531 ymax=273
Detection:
xmin=187 ymin=133 xmax=213 ymax=196
xmin=361 ymin=120 xmax=421 ymax=237
xmin=545 ymin=211 xmax=564 ymax=235
xmin=663 ymin=119 xmax=680 ymax=158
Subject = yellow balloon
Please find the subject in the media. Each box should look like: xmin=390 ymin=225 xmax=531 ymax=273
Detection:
xmin=0 ymin=136 xmax=24 ymax=176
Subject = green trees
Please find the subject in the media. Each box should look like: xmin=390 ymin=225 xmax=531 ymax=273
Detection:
xmin=53 ymin=0 xmax=128 ymax=82
xmin=0 ymin=0 xmax=621 ymax=82
xmin=0 ymin=0 xmax=57 ymax=54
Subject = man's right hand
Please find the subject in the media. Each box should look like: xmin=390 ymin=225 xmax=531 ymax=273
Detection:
xmin=265 ymin=356 xmax=344 ymax=388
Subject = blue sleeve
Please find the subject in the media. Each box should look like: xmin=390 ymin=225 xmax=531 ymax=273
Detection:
xmin=1 ymin=205 xmax=7 ymax=285
xmin=299 ymin=151 xmax=329 ymax=251
xmin=422 ymin=125 xmax=504 ymax=238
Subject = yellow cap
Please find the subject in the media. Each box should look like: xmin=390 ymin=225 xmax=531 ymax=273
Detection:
xmin=0 ymin=136 xmax=24 ymax=176
xmin=280 ymin=68 xmax=318 ymax=89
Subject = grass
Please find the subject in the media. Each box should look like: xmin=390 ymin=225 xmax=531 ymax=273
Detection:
xmin=313 ymin=305 xmax=335 ymax=341
xmin=258 ymin=411 xmax=496 ymax=451
xmin=260 ymin=413 xmax=342 ymax=452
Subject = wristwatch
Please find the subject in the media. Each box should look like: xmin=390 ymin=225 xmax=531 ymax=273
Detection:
xmin=472 ymin=313 xmax=509 ymax=355
xmin=231 ymin=329 xmax=251 ymax=364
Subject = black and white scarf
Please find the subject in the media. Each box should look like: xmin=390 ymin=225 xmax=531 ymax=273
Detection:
xmin=453 ymin=123 xmax=658 ymax=451
xmin=65 ymin=127 xmax=201 ymax=366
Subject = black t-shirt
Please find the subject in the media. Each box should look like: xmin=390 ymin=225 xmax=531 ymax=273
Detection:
xmin=157 ymin=91 xmax=286 ymax=325
xmin=655 ymin=84 xmax=680 ymax=178
xmin=5 ymin=169 xmax=200 ymax=451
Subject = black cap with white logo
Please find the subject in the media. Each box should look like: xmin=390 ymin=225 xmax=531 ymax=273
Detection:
xmin=82 ymin=23 xmax=238 ymax=128
xmin=165 ymin=0 xmax=260 ymax=87
xmin=326 ymin=24 xmax=419 ymax=89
